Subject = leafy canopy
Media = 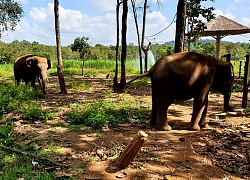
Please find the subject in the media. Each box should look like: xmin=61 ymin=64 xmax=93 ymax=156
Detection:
xmin=0 ymin=0 xmax=24 ymax=37
xmin=186 ymin=0 xmax=216 ymax=44
xmin=71 ymin=36 xmax=90 ymax=59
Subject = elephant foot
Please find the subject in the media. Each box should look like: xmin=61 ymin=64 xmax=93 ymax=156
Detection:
xmin=156 ymin=124 xmax=172 ymax=131
xmin=188 ymin=124 xmax=200 ymax=131
xmin=200 ymin=123 xmax=212 ymax=130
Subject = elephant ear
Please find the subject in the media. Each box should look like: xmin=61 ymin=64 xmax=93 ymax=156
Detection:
xmin=47 ymin=59 xmax=52 ymax=70
xmin=26 ymin=58 xmax=37 ymax=67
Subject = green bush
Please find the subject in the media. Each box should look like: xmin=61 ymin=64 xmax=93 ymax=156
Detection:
xmin=21 ymin=104 xmax=55 ymax=120
xmin=67 ymin=99 xmax=149 ymax=129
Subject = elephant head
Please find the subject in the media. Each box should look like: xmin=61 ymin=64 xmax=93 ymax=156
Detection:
xmin=26 ymin=56 xmax=52 ymax=93
xmin=14 ymin=54 xmax=52 ymax=94
xmin=212 ymin=61 xmax=234 ymax=112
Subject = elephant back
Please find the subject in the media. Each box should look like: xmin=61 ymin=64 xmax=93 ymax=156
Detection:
xmin=14 ymin=54 xmax=37 ymax=67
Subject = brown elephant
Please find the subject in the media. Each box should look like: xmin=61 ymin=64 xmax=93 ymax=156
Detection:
xmin=14 ymin=54 xmax=53 ymax=94
xmin=128 ymin=51 xmax=234 ymax=131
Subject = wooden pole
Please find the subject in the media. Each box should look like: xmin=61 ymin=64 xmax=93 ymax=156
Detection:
xmin=242 ymin=55 xmax=250 ymax=108
xmin=113 ymin=130 xmax=148 ymax=169
xmin=215 ymin=34 xmax=221 ymax=59
xmin=239 ymin=61 xmax=242 ymax=78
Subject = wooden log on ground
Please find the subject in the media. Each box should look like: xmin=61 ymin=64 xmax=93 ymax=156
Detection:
xmin=113 ymin=130 xmax=148 ymax=169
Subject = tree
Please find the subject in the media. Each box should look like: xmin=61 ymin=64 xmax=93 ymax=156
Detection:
xmin=54 ymin=0 xmax=67 ymax=94
xmin=141 ymin=0 xmax=151 ymax=72
xmin=113 ymin=0 xmax=121 ymax=91
xmin=113 ymin=0 xmax=128 ymax=92
xmin=186 ymin=0 xmax=215 ymax=50
xmin=131 ymin=0 xmax=143 ymax=74
xmin=174 ymin=0 xmax=186 ymax=53
xmin=71 ymin=36 xmax=90 ymax=76
xmin=0 ymin=0 xmax=24 ymax=37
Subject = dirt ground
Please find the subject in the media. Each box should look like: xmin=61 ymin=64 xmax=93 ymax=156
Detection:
xmin=10 ymin=75 xmax=250 ymax=180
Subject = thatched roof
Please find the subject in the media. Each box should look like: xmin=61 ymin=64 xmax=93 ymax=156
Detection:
xmin=203 ymin=15 xmax=250 ymax=36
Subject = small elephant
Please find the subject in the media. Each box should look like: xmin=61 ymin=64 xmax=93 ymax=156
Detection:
xmin=129 ymin=51 xmax=234 ymax=131
xmin=14 ymin=54 xmax=53 ymax=93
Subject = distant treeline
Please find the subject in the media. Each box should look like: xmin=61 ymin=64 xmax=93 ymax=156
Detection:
xmin=0 ymin=39 xmax=249 ymax=64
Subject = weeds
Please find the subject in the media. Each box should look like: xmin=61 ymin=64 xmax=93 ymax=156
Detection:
xmin=66 ymin=79 xmax=91 ymax=90
xmin=20 ymin=104 xmax=55 ymax=120
xmin=67 ymin=99 xmax=149 ymax=129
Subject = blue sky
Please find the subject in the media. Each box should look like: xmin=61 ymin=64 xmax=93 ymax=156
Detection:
xmin=2 ymin=0 xmax=250 ymax=46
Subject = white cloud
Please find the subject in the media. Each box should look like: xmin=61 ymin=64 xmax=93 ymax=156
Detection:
xmin=242 ymin=17 xmax=250 ymax=26
xmin=213 ymin=9 xmax=235 ymax=20
xmin=89 ymin=0 xmax=116 ymax=12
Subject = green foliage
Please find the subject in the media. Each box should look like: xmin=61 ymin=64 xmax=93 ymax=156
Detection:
xmin=0 ymin=64 xmax=13 ymax=78
xmin=67 ymin=99 xmax=149 ymax=130
xmin=20 ymin=104 xmax=55 ymax=120
xmin=0 ymin=151 xmax=57 ymax=180
xmin=66 ymin=79 xmax=91 ymax=90
xmin=0 ymin=82 xmax=44 ymax=118
xmin=0 ymin=82 xmax=54 ymax=121
xmin=0 ymin=0 xmax=24 ymax=37
xmin=132 ymin=78 xmax=150 ymax=85
xmin=71 ymin=36 xmax=90 ymax=59
xmin=186 ymin=0 xmax=215 ymax=44
xmin=0 ymin=125 xmax=14 ymax=145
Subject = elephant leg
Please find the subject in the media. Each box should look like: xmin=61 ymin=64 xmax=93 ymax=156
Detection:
xmin=156 ymin=94 xmax=173 ymax=131
xmin=189 ymin=94 xmax=208 ymax=131
xmin=156 ymin=105 xmax=172 ymax=131
xmin=199 ymin=96 xmax=210 ymax=129
xmin=150 ymin=85 xmax=157 ymax=126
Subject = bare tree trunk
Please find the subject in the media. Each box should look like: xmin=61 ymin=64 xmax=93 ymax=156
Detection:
xmin=131 ymin=0 xmax=143 ymax=74
xmin=141 ymin=0 xmax=150 ymax=72
xmin=54 ymin=0 xmax=67 ymax=94
xmin=119 ymin=0 xmax=128 ymax=90
xmin=174 ymin=0 xmax=186 ymax=53
xmin=113 ymin=0 xmax=120 ymax=91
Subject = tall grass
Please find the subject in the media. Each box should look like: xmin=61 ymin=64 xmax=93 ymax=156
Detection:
xmin=0 ymin=59 xmax=246 ymax=78
xmin=0 ymin=64 xmax=13 ymax=79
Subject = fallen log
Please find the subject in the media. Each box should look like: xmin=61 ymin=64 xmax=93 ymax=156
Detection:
xmin=113 ymin=130 xmax=148 ymax=169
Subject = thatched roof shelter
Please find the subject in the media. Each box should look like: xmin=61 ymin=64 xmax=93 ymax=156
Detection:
xmin=203 ymin=15 xmax=250 ymax=59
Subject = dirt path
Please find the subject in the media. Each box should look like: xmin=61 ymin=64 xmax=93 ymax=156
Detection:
xmin=13 ymin=76 xmax=250 ymax=180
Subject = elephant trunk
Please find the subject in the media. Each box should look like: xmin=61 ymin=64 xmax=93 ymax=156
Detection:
xmin=39 ymin=71 xmax=48 ymax=94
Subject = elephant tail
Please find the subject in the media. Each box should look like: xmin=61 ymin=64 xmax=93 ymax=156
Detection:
xmin=126 ymin=72 xmax=150 ymax=85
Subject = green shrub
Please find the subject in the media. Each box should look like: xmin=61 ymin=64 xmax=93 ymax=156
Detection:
xmin=67 ymin=99 xmax=149 ymax=129
xmin=0 ymin=125 xmax=14 ymax=146
xmin=21 ymin=104 xmax=55 ymax=120
xmin=0 ymin=83 xmax=44 ymax=117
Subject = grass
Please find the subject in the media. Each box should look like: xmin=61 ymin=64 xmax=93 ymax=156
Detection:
xmin=67 ymin=98 xmax=149 ymax=130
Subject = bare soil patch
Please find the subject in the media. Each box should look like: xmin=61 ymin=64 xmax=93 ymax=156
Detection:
xmin=10 ymin=75 xmax=250 ymax=180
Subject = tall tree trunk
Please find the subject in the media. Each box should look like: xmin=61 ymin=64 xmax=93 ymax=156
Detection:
xmin=113 ymin=0 xmax=120 ymax=90
xmin=119 ymin=0 xmax=128 ymax=90
xmin=141 ymin=0 xmax=150 ymax=72
xmin=54 ymin=0 xmax=67 ymax=94
xmin=131 ymin=0 xmax=143 ymax=74
xmin=174 ymin=0 xmax=186 ymax=53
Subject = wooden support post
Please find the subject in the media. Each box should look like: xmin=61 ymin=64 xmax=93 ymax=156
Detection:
xmin=222 ymin=54 xmax=231 ymax=63
xmin=113 ymin=130 xmax=148 ymax=169
xmin=242 ymin=55 xmax=250 ymax=108
xmin=239 ymin=61 xmax=242 ymax=78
